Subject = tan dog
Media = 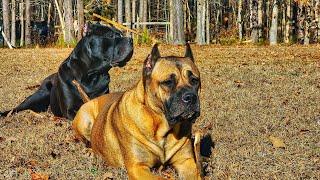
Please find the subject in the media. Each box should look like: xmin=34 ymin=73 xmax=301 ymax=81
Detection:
xmin=73 ymin=44 xmax=201 ymax=179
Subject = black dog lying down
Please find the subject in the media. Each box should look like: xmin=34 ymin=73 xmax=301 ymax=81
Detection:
xmin=0 ymin=24 xmax=133 ymax=120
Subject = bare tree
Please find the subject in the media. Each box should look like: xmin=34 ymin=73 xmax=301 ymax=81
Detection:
xmin=257 ymin=0 xmax=263 ymax=41
xmin=297 ymin=2 xmax=304 ymax=44
xmin=11 ymin=0 xmax=16 ymax=46
xmin=238 ymin=0 xmax=243 ymax=41
xmin=64 ymin=0 xmax=75 ymax=44
xmin=250 ymin=0 xmax=259 ymax=43
xmin=139 ymin=0 xmax=147 ymax=29
xmin=169 ymin=0 xmax=185 ymax=44
xmin=54 ymin=0 xmax=66 ymax=41
xmin=2 ymin=0 xmax=11 ymax=45
xmin=19 ymin=0 xmax=24 ymax=46
xmin=25 ymin=0 xmax=31 ymax=45
xmin=284 ymin=0 xmax=291 ymax=43
xmin=196 ymin=0 xmax=208 ymax=45
xmin=77 ymin=0 xmax=84 ymax=40
xmin=269 ymin=0 xmax=278 ymax=45
xmin=143 ymin=0 xmax=147 ymax=25
xmin=132 ymin=0 xmax=136 ymax=29
xmin=304 ymin=5 xmax=311 ymax=45
xmin=125 ymin=0 xmax=131 ymax=27
xmin=316 ymin=0 xmax=320 ymax=41
xmin=118 ymin=0 xmax=123 ymax=23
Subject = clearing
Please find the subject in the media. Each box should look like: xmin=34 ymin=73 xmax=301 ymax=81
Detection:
xmin=0 ymin=45 xmax=319 ymax=179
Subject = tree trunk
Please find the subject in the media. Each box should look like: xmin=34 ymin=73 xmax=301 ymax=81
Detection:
xmin=269 ymin=0 xmax=278 ymax=45
xmin=11 ymin=0 xmax=16 ymax=46
xmin=196 ymin=0 xmax=206 ymax=45
xmin=266 ymin=0 xmax=270 ymax=38
xmin=25 ymin=0 xmax=31 ymax=45
xmin=40 ymin=3 xmax=44 ymax=21
xmin=206 ymin=0 xmax=210 ymax=44
xmin=281 ymin=3 xmax=285 ymax=43
xmin=169 ymin=0 xmax=185 ymax=45
xmin=238 ymin=0 xmax=243 ymax=41
xmin=257 ymin=0 xmax=263 ymax=41
xmin=63 ymin=0 xmax=75 ymax=44
xmin=284 ymin=0 xmax=291 ymax=43
xmin=2 ymin=0 xmax=10 ymax=46
xmin=48 ymin=2 xmax=52 ymax=26
xmin=125 ymin=0 xmax=131 ymax=28
xmin=143 ymin=0 xmax=147 ymax=29
xmin=132 ymin=0 xmax=136 ymax=29
xmin=297 ymin=3 xmax=304 ymax=44
xmin=54 ymin=0 xmax=65 ymax=41
xmin=139 ymin=0 xmax=143 ymax=29
xmin=118 ymin=0 xmax=123 ymax=23
xmin=19 ymin=0 xmax=24 ymax=46
xmin=316 ymin=0 xmax=320 ymax=42
xmin=304 ymin=5 xmax=310 ymax=45
xmin=250 ymin=0 xmax=259 ymax=43
xmin=315 ymin=0 xmax=320 ymax=42
xmin=77 ymin=0 xmax=84 ymax=41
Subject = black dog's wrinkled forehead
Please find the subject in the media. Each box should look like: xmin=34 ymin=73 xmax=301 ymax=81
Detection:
xmin=85 ymin=23 xmax=123 ymax=38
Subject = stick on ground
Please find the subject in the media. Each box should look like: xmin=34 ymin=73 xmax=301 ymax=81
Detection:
xmin=72 ymin=80 xmax=90 ymax=103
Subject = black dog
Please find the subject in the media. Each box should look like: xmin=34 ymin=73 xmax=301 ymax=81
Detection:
xmin=0 ymin=24 xmax=133 ymax=120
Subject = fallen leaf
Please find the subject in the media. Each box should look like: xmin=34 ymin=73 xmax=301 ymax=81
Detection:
xmin=102 ymin=172 xmax=114 ymax=180
xmin=269 ymin=136 xmax=285 ymax=148
xmin=31 ymin=172 xmax=49 ymax=180
xmin=28 ymin=159 xmax=38 ymax=168
xmin=0 ymin=137 xmax=5 ymax=142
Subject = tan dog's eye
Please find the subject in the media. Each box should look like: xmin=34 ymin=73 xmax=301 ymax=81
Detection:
xmin=190 ymin=75 xmax=200 ymax=86
xmin=160 ymin=74 xmax=176 ymax=89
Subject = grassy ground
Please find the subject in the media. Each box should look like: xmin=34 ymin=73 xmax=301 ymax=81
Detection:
xmin=0 ymin=45 xmax=319 ymax=179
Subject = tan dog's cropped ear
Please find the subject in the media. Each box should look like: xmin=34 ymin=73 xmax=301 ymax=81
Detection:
xmin=184 ymin=43 xmax=194 ymax=62
xmin=143 ymin=44 xmax=161 ymax=87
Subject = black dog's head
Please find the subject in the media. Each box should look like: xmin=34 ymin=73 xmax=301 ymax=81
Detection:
xmin=74 ymin=23 xmax=133 ymax=71
xmin=142 ymin=44 xmax=201 ymax=127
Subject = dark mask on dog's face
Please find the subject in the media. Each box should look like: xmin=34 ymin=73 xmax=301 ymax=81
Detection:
xmin=143 ymin=44 xmax=201 ymax=127
xmin=85 ymin=24 xmax=133 ymax=70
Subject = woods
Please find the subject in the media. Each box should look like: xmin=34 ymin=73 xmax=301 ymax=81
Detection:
xmin=1 ymin=0 xmax=320 ymax=47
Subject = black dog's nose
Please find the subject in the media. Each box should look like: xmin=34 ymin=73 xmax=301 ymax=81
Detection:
xmin=182 ymin=92 xmax=197 ymax=103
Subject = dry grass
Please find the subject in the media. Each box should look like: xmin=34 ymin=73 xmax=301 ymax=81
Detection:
xmin=0 ymin=45 xmax=319 ymax=179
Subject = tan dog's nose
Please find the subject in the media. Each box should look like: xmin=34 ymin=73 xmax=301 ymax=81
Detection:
xmin=182 ymin=92 xmax=197 ymax=104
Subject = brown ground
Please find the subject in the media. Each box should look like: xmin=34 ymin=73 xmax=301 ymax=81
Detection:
xmin=0 ymin=45 xmax=319 ymax=179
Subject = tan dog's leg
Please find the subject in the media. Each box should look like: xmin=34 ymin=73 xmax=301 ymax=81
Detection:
xmin=170 ymin=140 xmax=202 ymax=180
xmin=73 ymin=100 xmax=97 ymax=142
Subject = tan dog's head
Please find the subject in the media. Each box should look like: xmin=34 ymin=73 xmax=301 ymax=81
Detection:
xmin=142 ymin=44 xmax=201 ymax=126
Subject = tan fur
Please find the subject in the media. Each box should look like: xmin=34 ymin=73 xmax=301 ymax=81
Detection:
xmin=73 ymin=51 xmax=201 ymax=179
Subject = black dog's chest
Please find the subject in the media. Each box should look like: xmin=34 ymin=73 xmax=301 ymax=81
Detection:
xmin=81 ymin=73 xmax=110 ymax=96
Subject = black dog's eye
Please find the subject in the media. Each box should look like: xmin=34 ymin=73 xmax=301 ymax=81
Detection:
xmin=161 ymin=75 xmax=176 ymax=89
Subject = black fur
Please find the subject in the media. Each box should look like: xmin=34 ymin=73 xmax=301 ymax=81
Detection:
xmin=0 ymin=24 xmax=133 ymax=120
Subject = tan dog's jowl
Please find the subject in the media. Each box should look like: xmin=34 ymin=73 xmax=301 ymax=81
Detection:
xmin=73 ymin=44 xmax=201 ymax=179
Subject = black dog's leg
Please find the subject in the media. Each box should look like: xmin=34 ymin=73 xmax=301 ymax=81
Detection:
xmin=0 ymin=74 xmax=55 ymax=117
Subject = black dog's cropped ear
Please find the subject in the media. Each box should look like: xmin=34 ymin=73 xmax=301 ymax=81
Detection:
xmin=184 ymin=43 xmax=194 ymax=62
xmin=142 ymin=44 xmax=161 ymax=86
